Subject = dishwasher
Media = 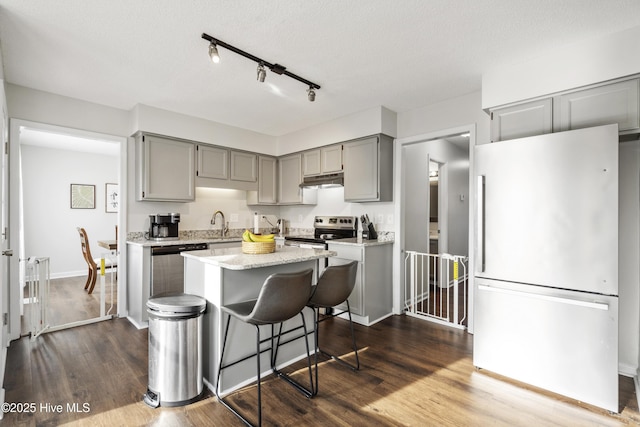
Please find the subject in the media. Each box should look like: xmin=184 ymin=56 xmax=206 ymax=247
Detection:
xmin=151 ymin=243 xmax=208 ymax=296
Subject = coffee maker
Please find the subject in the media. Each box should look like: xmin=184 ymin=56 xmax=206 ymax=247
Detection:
xmin=148 ymin=213 xmax=180 ymax=240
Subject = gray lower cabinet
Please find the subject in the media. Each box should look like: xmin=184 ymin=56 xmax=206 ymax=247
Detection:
xmin=127 ymin=240 xmax=241 ymax=326
xmin=327 ymin=242 xmax=393 ymax=326
xmin=490 ymin=98 xmax=553 ymax=142
xmin=343 ymin=134 xmax=393 ymax=202
xmin=136 ymin=134 xmax=196 ymax=202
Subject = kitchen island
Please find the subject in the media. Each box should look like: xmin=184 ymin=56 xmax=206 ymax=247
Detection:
xmin=182 ymin=246 xmax=335 ymax=395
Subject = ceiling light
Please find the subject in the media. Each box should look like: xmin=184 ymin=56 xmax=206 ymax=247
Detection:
xmin=257 ymin=63 xmax=266 ymax=82
xmin=208 ymin=42 xmax=220 ymax=64
xmin=201 ymin=33 xmax=321 ymax=98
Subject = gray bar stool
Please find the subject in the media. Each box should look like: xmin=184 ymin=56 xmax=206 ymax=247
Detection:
xmin=215 ymin=269 xmax=314 ymax=427
xmin=307 ymin=261 xmax=360 ymax=396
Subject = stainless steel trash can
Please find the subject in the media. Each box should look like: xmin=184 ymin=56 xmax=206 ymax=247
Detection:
xmin=143 ymin=293 xmax=206 ymax=408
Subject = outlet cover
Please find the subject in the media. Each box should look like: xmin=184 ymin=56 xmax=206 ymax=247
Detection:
xmin=230 ymin=213 xmax=239 ymax=222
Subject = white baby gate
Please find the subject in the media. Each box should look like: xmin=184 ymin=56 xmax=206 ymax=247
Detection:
xmin=404 ymin=251 xmax=468 ymax=329
xmin=25 ymin=253 xmax=115 ymax=338
xmin=26 ymin=257 xmax=51 ymax=340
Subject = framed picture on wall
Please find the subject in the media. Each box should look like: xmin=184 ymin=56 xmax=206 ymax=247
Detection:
xmin=105 ymin=183 xmax=119 ymax=213
xmin=70 ymin=184 xmax=95 ymax=209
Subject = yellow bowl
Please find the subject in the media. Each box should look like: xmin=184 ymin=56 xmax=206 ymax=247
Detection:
xmin=242 ymin=240 xmax=276 ymax=254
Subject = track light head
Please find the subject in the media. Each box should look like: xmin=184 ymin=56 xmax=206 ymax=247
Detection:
xmin=201 ymin=33 xmax=321 ymax=99
xmin=208 ymin=42 xmax=220 ymax=64
xmin=307 ymin=87 xmax=316 ymax=102
xmin=257 ymin=63 xmax=266 ymax=82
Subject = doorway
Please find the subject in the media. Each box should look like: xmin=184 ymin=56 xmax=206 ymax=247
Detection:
xmin=396 ymin=126 xmax=473 ymax=330
xmin=8 ymin=120 xmax=127 ymax=340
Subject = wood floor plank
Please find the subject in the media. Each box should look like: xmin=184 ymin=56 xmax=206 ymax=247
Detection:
xmin=3 ymin=313 xmax=639 ymax=426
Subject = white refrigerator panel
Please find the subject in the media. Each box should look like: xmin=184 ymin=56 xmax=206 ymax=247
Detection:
xmin=475 ymin=124 xmax=619 ymax=295
xmin=473 ymin=278 xmax=619 ymax=412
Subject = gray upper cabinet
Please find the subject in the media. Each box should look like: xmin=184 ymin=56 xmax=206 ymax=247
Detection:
xmin=279 ymin=154 xmax=304 ymax=204
xmin=343 ymin=134 xmax=393 ymax=202
xmin=230 ymin=151 xmax=257 ymax=182
xmin=302 ymin=150 xmax=321 ymax=176
xmin=136 ymin=134 xmax=195 ymax=202
xmin=321 ymin=144 xmax=343 ymax=173
xmin=555 ymin=79 xmax=639 ymax=134
xmin=490 ymin=98 xmax=553 ymax=142
xmin=197 ymin=145 xmax=228 ymax=179
xmin=197 ymin=145 xmax=258 ymax=190
xmin=303 ymin=144 xmax=342 ymax=176
xmin=255 ymin=155 xmax=278 ymax=204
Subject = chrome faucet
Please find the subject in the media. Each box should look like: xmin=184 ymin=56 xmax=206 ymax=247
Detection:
xmin=211 ymin=210 xmax=228 ymax=237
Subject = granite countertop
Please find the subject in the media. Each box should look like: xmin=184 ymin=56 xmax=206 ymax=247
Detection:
xmin=327 ymin=237 xmax=394 ymax=247
xmin=127 ymin=237 xmax=242 ymax=247
xmin=181 ymin=246 xmax=336 ymax=270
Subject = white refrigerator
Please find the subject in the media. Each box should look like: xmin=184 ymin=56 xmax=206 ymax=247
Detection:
xmin=473 ymin=124 xmax=619 ymax=412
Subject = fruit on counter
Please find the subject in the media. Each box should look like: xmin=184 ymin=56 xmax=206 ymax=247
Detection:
xmin=242 ymin=230 xmax=275 ymax=242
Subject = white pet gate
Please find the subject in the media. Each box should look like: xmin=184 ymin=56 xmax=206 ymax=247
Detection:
xmin=404 ymin=251 xmax=468 ymax=329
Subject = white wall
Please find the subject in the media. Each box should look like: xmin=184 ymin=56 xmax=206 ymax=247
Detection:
xmin=398 ymin=91 xmax=490 ymax=144
xmin=619 ymin=140 xmax=640 ymax=375
xmin=6 ymin=84 xmax=131 ymax=137
xmin=21 ymin=145 xmax=118 ymax=277
xmin=277 ymin=106 xmax=397 ymax=155
xmin=132 ymin=104 xmax=277 ymax=154
xmin=127 ymin=187 xmax=280 ymax=234
xmin=403 ymin=139 xmax=469 ymax=255
xmin=482 ymin=25 xmax=640 ymax=109
xmin=480 ymin=26 xmax=640 ymax=378
xmin=279 ymin=186 xmax=394 ymax=233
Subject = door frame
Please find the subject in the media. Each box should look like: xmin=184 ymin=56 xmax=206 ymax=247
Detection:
xmin=394 ymin=124 xmax=476 ymax=332
xmin=8 ymin=119 xmax=128 ymax=340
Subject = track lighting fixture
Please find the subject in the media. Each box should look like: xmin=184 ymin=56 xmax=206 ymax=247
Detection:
xmin=202 ymin=32 xmax=320 ymax=101
xmin=307 ymin=87 xmax=316 ymax=102
xmin=208 ymin=42 xmax=220 ymax=64
xmin=257 ymin=63 xmax=266 ymax=82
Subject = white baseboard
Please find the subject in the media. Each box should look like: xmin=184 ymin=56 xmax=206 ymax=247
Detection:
xmin=635 ymin=375 xmax=640 ymax=413
xmin=619 ymin=362 xmax=638 ymax=378
xmin=126 ymin=316 xmax=148 ymax=330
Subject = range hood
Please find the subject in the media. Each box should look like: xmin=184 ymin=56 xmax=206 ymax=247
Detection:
xmin=299 ymin=172 xmax=344 ymax=188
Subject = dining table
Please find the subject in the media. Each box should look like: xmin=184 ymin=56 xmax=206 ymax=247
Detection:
xmin=97 ymin=240 xmax=117 ymax=251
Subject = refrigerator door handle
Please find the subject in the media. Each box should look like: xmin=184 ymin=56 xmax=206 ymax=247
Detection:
xmin=477 ymin=175 xmax=485 ymax=273
xmin=478 ymin=284 xmax=610 ymax=311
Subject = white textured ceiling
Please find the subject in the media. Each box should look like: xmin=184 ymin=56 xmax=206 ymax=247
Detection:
xmin=2 ymin=0 xmax=640 ymax=137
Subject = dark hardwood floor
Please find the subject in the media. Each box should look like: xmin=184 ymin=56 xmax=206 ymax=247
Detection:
xmin=21 ymin=275 xmax=117 ymax=336
xmin=4 ymin=313 xmax=639 ymax=426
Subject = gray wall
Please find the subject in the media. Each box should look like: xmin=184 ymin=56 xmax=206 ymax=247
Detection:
xmin=403 ymin=138 xmax=469 ymax=255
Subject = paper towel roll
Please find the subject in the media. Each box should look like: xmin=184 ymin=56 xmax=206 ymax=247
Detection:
xmin=254 ymin=212 xmax=259 ymax=233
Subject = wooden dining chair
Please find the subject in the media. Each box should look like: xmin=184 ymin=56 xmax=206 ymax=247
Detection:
xmin=77 ymin=227 xmax=117 ymax=294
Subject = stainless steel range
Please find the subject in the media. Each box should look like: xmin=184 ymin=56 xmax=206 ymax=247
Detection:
xmin=285 ymin=216 xmax=358 ymax=249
